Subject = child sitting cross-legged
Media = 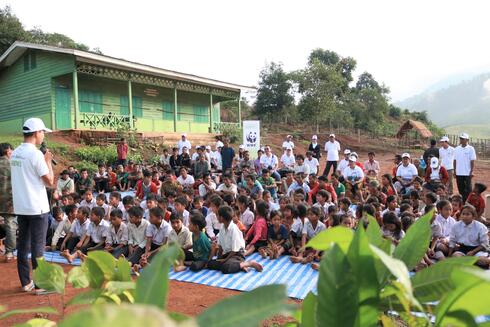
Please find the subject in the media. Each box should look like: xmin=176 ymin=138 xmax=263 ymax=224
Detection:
xmin=105 ymin=209 xmax=129 ymax=258
xmin=262 ymin=210 xmax=289 ymax=259
xmin=290 ymin=206 xmax=326 ymax=264
xmin=48 ymin=204 xmax=78 ymax=251
xmin=448 ymin=204 xmax=490 ymax=267
xmin=127 ymin=206 xmax=150 ymax=266
xmin=60 ymin=206 xmax=91 ymax=262
xmin=244 ymin=200 xmax=269 ymax=256
xmin=181 ymin=210 xmax=212 ymax=272
xmin=138 ymin=207 xmax=172 ymax=268
xmin=65 ymin=206 xmax=110 ymax=262
xmin=429 ymin=200 xmax=456 ymax=260
xmin=207 ymin=205 xmax=263 ymax=273
xmin=168 ymin=212 xmax=193 ymax=272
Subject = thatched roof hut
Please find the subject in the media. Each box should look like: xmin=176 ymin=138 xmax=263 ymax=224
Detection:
xmin=396 ymin=120 xmax=433 ymax=139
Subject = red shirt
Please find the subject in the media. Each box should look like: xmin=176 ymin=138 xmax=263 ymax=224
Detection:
xmin=135 ymin=180 xmax=158 ymax=200
xmin=117 ymin=143 xmax=128 ymax=160
xmin=245 ymin=216 xmax=268 ymax=245
xmin=308 ymin=182 xmax=338 ymax=203
xmin=467 ymin=192 xmax=485 ymax=216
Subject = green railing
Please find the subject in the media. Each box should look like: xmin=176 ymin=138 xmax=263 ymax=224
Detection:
xmin=80 ymin=112 xmax=132 ymax=130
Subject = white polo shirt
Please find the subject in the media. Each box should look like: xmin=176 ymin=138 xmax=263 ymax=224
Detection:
xmin=396 ymin=164 xmax=418 ymax=181
xmin=217 ymin=221 xmax=245 ymax=254
xmin=146 ymin=220 xmax=171 ymax=245
xmin=10 ymin=143 xmax=50 ymax=215
xmin=324 ymin=141 xmax=341 ymax=161
xmin=280 ymin=153 xmax=296 ymax=168
xmin=305 ymin=157 xmax=319 ymax=175
xmin=302 ymin=220 xmax=326 ymax=239
xmin=128 ymin=219 xmax=149 ymax=248
xmin=454 ymin=144 xmax=476 ymax=176
xmin=70 ymin=218 xmax=91 ymax=238
xmin=87 ymin=220 xmax=110 ymax=243
xmin=439 ymin=146 xmax=455 ymax=170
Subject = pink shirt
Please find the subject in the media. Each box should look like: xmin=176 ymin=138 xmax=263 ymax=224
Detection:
xmin=245 ymin=216 xmax=268 ymax=245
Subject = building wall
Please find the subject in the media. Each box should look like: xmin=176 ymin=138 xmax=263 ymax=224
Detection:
xmin=0 ymin=50 xmax=74 ymax=133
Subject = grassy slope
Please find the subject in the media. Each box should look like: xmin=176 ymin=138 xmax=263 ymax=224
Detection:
xmin=444 ymin=124 xmax=490 ymax=139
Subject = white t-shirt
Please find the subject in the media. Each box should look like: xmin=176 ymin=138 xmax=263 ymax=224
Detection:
xmin=304 ymin=157 xmax=319 ymax=175
xmin=454 ymin=145 xmax=476 ymax=176
xmin=177 ymin=140 xmax=192 ymax=155
xmin=280 ymin=154 xmax=295 ymax=168
xmin=177 ymin=174 xmax=195 ymax=187
xmin=342 ymin=166 xmax=364 ymax=182
xmin=396 ymin=164 xmax=418 ymax=181
xmin=10 ymin=143 xmax=50 ymax=215
xmin=282 ymin=141 xmax=295 ymax=151
xmin=439 ymin=146 xmax=455 ymax=170
xmin=211 ymin=151 xmax=222 ymax=170
xmin=216 ymin=183 xmax=238 ymax=196
xmin=337 ymin=159 xmax=349 ymax=174
xmin=260 ymin=154 xmax=278 ymax=170
xmin=218 ymin=221 xmax=245 ymax=254
xmin=324 ymin=141 xmax=341 ymax=161
xmin=198 ymin=181 xmax=217 ymax=197
xmin=302 ymin=220 xmax=326 ymax=239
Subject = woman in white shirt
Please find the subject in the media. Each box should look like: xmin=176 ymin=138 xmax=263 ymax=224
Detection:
xmin=395 ymin=153 xmax=418 ymax=195
xmin=176 ymin=167 xmax=195 ymax=188
xmin=342 ymin=156 xmax=365 ymax=201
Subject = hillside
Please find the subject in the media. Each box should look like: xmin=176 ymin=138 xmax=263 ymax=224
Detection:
xmin=396 ymin=73 xmax=490 ymax=136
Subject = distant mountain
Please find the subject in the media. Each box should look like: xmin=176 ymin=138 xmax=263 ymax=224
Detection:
xmin=396 ymin=73 xmax=490 ymax=127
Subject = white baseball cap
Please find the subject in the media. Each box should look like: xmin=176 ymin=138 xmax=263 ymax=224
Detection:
xmin=344 ymin=149 xmax=351 ymax=155
xmin=430 ymin=157 xmax=439 ymax=169
xmin=459 ymin=133 xmax=469 ymax=140
xmin=348 ymin=155 xmax=357 ymax=162
xmin=287 ymin=135 xmax=292 ymax=138
xmin=286 ymin=146 xmax=292 ymax=151
xmin=239 ymin=144 xmax=245 ymax=149
xmin=181 ymin=133 xmax=187 ymax=137
xmin=440 ymin=136 xmax=449 ymax=142
xmin=402 ymin=153 xmax=410 ymax=159
xmin=329 ymin=133 xmax=335 ymax=138
xmin=23 ymin=118 xmax=52 ymax=133
xmin=205 ymin=145 xmax=211 ymax=150
xmin=312 ymin=135 xmax=318 ymax=140
xmin=350 ymin=152 xmax=358 ymax=158
xmin=216 ymin=141 xmax=224 ymax=148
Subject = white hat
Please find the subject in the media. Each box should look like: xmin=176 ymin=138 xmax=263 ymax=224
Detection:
xmin=312 ymin=135 xmax=318 ymax=140
xmin=23 ymin=118 xmax=52 ymax=133
xmin=350 ymin=152 xmax=358 ymax=158
xmin=216 ymin=141 xmax=224 ymax=148
xmin=430 ymin=157 xmax=439 ymax=169
xmin=459 ymin=133 xmax=469 ymax=140
xmin=181 ymin=133 xmax=187 ymax=137
xmin=195 ymin=145 xmax=201 ymax=149
xmin=239 ymin=144 xmax=245 ymax=149
xmin=205 ymin=145 xmax=211 ymax=150
xmin=329 ymin=133 xmax=335 ymax=138
xmin=287 ymin=135 xmax=292 ymax=138
xmin=286 ymin=146 xmax=292 ymax=151
xmin=348 ymin=155 xmax=357 ymax=162
xmin=344 ymin=149 xmax=351 ymax=155
xmin=440 ymin=136 xmax=449 ymax=142
xmin=402 ymin=153 xmax=410 ymax=158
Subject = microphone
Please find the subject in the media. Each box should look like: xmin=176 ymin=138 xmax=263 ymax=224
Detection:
xmin=40 ymin=142 xmax=58 ymax=166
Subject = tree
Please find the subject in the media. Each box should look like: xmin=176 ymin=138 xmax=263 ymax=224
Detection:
xmin=253 ymin=62 xmax=294 ymax=124
xmin=26 ymin=27 xmax=90 ymax=51
xmin=0 ymin=6 xmax=27 ymax=54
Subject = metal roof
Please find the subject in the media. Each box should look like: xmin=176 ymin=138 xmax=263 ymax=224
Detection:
xmin=0 ymin=41 xmax=255 ymax=92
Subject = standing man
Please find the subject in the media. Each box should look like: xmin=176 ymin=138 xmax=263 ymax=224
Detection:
xmin=0 ymin=143 xmax=16 ymax=262
xmin=282 ymin=135 xmax=295 ymax=153
xmin=116 ymin=138 xmax=128 ymax=166
xmin=10 ymin=118 xmax=54 ymax=291
xmin=423 ymin=139 xmax=439 ymax=166
xmin=439 ymin=136 xmax=455 ymax=194
xmin=177 ymin=133 xmax=192 ymax=155
xmin=220 ymin=138 xmax=236 ymax=173
xmin=323 ymin=134 xmax=341 ymax=177
xmin=308 ymin=135 xmax=321 ymax=160
xmin=453 ymin=133 xmax=476 ymax=202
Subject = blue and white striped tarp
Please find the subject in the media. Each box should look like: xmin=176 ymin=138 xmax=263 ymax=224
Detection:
xmin=168 ymin=253 xmax=318 ymax=299
xmin=31 ymin=251 xmax=318 ymax=299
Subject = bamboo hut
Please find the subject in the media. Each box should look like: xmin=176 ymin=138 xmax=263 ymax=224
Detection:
xmin=396 ymin=120 xmax=433 ymax=147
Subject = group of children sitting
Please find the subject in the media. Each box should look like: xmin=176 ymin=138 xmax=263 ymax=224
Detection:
xmin=41 ymin=142 xmax=489 ymax=275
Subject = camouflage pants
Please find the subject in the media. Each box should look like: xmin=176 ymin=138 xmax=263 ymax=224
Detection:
xmin=3 ymin=215 xmax=17 ymax=254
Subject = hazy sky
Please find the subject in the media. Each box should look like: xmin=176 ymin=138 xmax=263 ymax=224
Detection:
xmin=3 ymin=0 xmax=490 ymax=101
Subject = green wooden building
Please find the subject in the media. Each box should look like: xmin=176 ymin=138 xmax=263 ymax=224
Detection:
xmin=0 ymin=41 xmax=249 ymax=134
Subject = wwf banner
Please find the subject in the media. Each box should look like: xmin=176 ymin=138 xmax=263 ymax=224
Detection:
xmin=243 ymin=120 xmax=260 ymax=156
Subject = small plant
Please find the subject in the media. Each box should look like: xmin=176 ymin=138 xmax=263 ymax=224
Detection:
xmin=74 ymin=161 xmax=98 ymax=175
xmin=75 ymin=145 xmax=117 ymax=165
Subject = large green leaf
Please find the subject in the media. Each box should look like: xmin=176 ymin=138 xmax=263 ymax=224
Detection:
xmin=0 ymin=307 xmax=57 ymax=320
xmin=393 ymin=211 xmax=432 ymax=271
xmin=370 ymin=246 xmax=412 ymax=297
xmin=58 ymin=303 xmax=196 ymax=327
xmin=67 ymin=266 xmax=90 ymax=288
xmin=114 ymin=256 xmax=132 ymax=282
xmin=86 ymin=251 xmax=116 ymax=280
xmin=412 ymin=256 xmax=477 ymax=302
xmin=301 ymin=292 xmax=317 ymax=327
xmin=197 ymin=284 xmax=293 ymax=327
xmin=347 ymin=227 xmax=380 ymax=327
xmin=435 ymin=268 xmax=490 ymax=327
xmin=33 ymin=258 xmax=66 ymax=293
xmin=316 ymin=244 xmax=357 ymax=327
xmin=82 ymin=258 xmax=104 ymax=288
xmin=306 ymin=226 xmax=353 ymax=252
xmin=365 ymin=215 xmax=393 ymax=285
xmin=105 ymin=281 xmax=135 ymax=294
xmin=134 ymin=244 xmax=182 ymax=309
xmin=67 ymin=290 xmax=104 ymax=305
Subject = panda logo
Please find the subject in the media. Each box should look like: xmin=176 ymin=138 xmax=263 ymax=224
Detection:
xmin=246 ymin=132 xmax=257 ymax=144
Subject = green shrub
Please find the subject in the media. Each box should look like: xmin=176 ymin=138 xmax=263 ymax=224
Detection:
xmin=75 ymin=145 xmax=117 ymax=165
xmin=74 ymin=161 xmax=98 ymax=175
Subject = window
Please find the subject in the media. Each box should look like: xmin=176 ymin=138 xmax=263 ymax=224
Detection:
xmin=23 ymin=51 xmax=37 ymax=72
xmin=120 ymin=96 xmax=143 ymax=117
xmin=162 ymin=101 xmax=174 ymax=120
xmin=193 ymin=105 xmax=208 ymax=123
xmin=79 ymin=90 xmax=103 ymax=113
